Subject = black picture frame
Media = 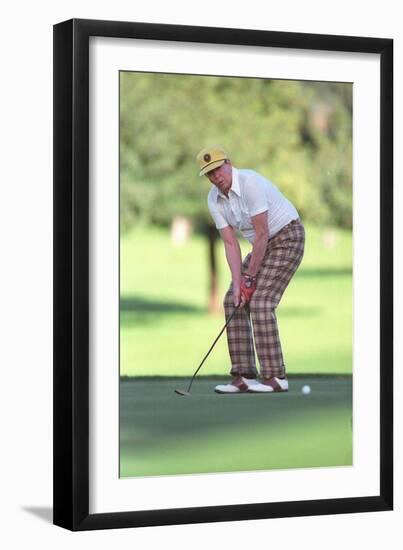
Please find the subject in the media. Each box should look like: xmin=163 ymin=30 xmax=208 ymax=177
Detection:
xmin=53 ymin=18 xmax=393 ymax=531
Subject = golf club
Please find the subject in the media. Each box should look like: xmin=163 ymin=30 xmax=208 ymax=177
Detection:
xmin=174 ymin=303 xmax=241 ymax=396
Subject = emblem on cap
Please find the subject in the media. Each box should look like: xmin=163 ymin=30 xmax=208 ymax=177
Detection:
xmin=203 ymin=153 xmax=211 ymax=162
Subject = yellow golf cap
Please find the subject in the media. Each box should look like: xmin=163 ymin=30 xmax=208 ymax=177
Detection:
xmin=196 ymin=146 xmax=229 ymax=176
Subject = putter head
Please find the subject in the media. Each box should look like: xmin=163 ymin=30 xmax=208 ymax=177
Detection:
xmin=174 ymin=389 xmax=191 ymax=396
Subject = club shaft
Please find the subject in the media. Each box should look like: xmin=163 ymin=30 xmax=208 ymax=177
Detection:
xmin=186 ymin=304 xmax=240 ymax=392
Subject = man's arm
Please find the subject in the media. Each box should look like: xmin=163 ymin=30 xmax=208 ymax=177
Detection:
xmin=245 ymin=211 xmax=269 ymax=277
xmin=238 ymin=211 xmax=269 ymax=304
xmin=219 ymin=225 xmax=244 ymax=306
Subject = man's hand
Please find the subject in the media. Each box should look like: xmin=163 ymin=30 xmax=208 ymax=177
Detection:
xmin=240 ymin=275 xmax=257 ymax=303
xmin=232 ymin=284 xmax=247 ymax=307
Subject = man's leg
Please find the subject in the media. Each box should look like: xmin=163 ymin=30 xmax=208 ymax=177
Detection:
xmin=223 ymin=287 xmax=257 ymax=379
xmin=215 ymin=252 xmax=259 ymax=393
xmin=250 ymin=221 xmax=305 ymax=381
xmin=221 ymin=252 xmax=257 ymax=379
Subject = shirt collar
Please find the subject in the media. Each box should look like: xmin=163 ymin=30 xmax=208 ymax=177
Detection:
xmin=216 ymin=167 xmax=240 ymax=200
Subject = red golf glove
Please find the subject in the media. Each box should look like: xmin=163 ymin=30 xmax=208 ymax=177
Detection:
xmin=240 ymin=275 xmax=257 ymax=303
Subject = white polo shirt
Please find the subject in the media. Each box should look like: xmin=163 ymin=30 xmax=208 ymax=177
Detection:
xmin=207 ymin=167 xmax=299 ymax=244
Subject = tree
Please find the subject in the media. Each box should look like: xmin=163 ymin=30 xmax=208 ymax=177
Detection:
xmin=120 ymin=73 xmax=352 ymax=311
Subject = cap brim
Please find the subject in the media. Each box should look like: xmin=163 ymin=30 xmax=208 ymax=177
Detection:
xmin=199 ymin=159 xmax=225 ymax=176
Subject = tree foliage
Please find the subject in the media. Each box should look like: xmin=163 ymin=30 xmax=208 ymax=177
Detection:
xmin=120 ymin=73 xmax=352 ymax=231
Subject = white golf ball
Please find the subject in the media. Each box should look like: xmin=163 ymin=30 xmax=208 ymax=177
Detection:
xmin=301 ymin=385 xmax=311 ymax=395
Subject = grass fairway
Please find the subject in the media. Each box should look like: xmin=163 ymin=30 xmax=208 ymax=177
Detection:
xmin=120 ymin=224 xmax=352 ymax=376
xmin=120 ymin=376 xmax=352 ymax=478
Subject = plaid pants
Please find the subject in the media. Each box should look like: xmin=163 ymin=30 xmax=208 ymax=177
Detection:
xmin=224 ymin=219 xmax=305 ymax=379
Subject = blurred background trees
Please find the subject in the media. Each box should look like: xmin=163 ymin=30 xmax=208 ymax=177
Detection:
xmin=120 ymin=73 xmax=352 ymax=311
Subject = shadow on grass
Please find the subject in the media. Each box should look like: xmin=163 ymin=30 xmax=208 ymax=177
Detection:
xmin=121 ymin=296 xmax=202 ymax=313
xmin=120 ymin=296 xmax=203 ymax=326
xmin=120 ymin=296 xmax=204 ymax=325
xmin=120 ymin=295 xmax=320 ymax=326
xmin=278 ymin=306 xmax=321 ymax=317
xmin=297 ymin=267 xmax=352 ymax=278
xmin=120 ymin=264 xmax=352 ymax=325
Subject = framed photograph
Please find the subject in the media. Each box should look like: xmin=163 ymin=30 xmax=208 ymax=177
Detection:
xmin=53 ymin=18 xmax=393 ymax=530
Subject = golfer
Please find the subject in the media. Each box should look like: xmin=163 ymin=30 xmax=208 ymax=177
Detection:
xmin=197 ymin=146 xmax=305 ymax=394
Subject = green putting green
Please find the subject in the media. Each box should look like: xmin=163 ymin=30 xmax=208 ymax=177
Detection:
xmin=120 ymin=376 xmax=352 ymax=478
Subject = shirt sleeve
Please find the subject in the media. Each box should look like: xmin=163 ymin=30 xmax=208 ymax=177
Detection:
xmin=207 ymin=196 xmax=229 ymax=230
xmin=243 ymin=176 xmax=269 ymax=217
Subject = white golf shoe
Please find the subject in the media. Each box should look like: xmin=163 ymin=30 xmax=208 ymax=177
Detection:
xmin=214 ymin=376 xmax=258 ymax=394
xmin=248 ymin=377 xmax=289 ymax=393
